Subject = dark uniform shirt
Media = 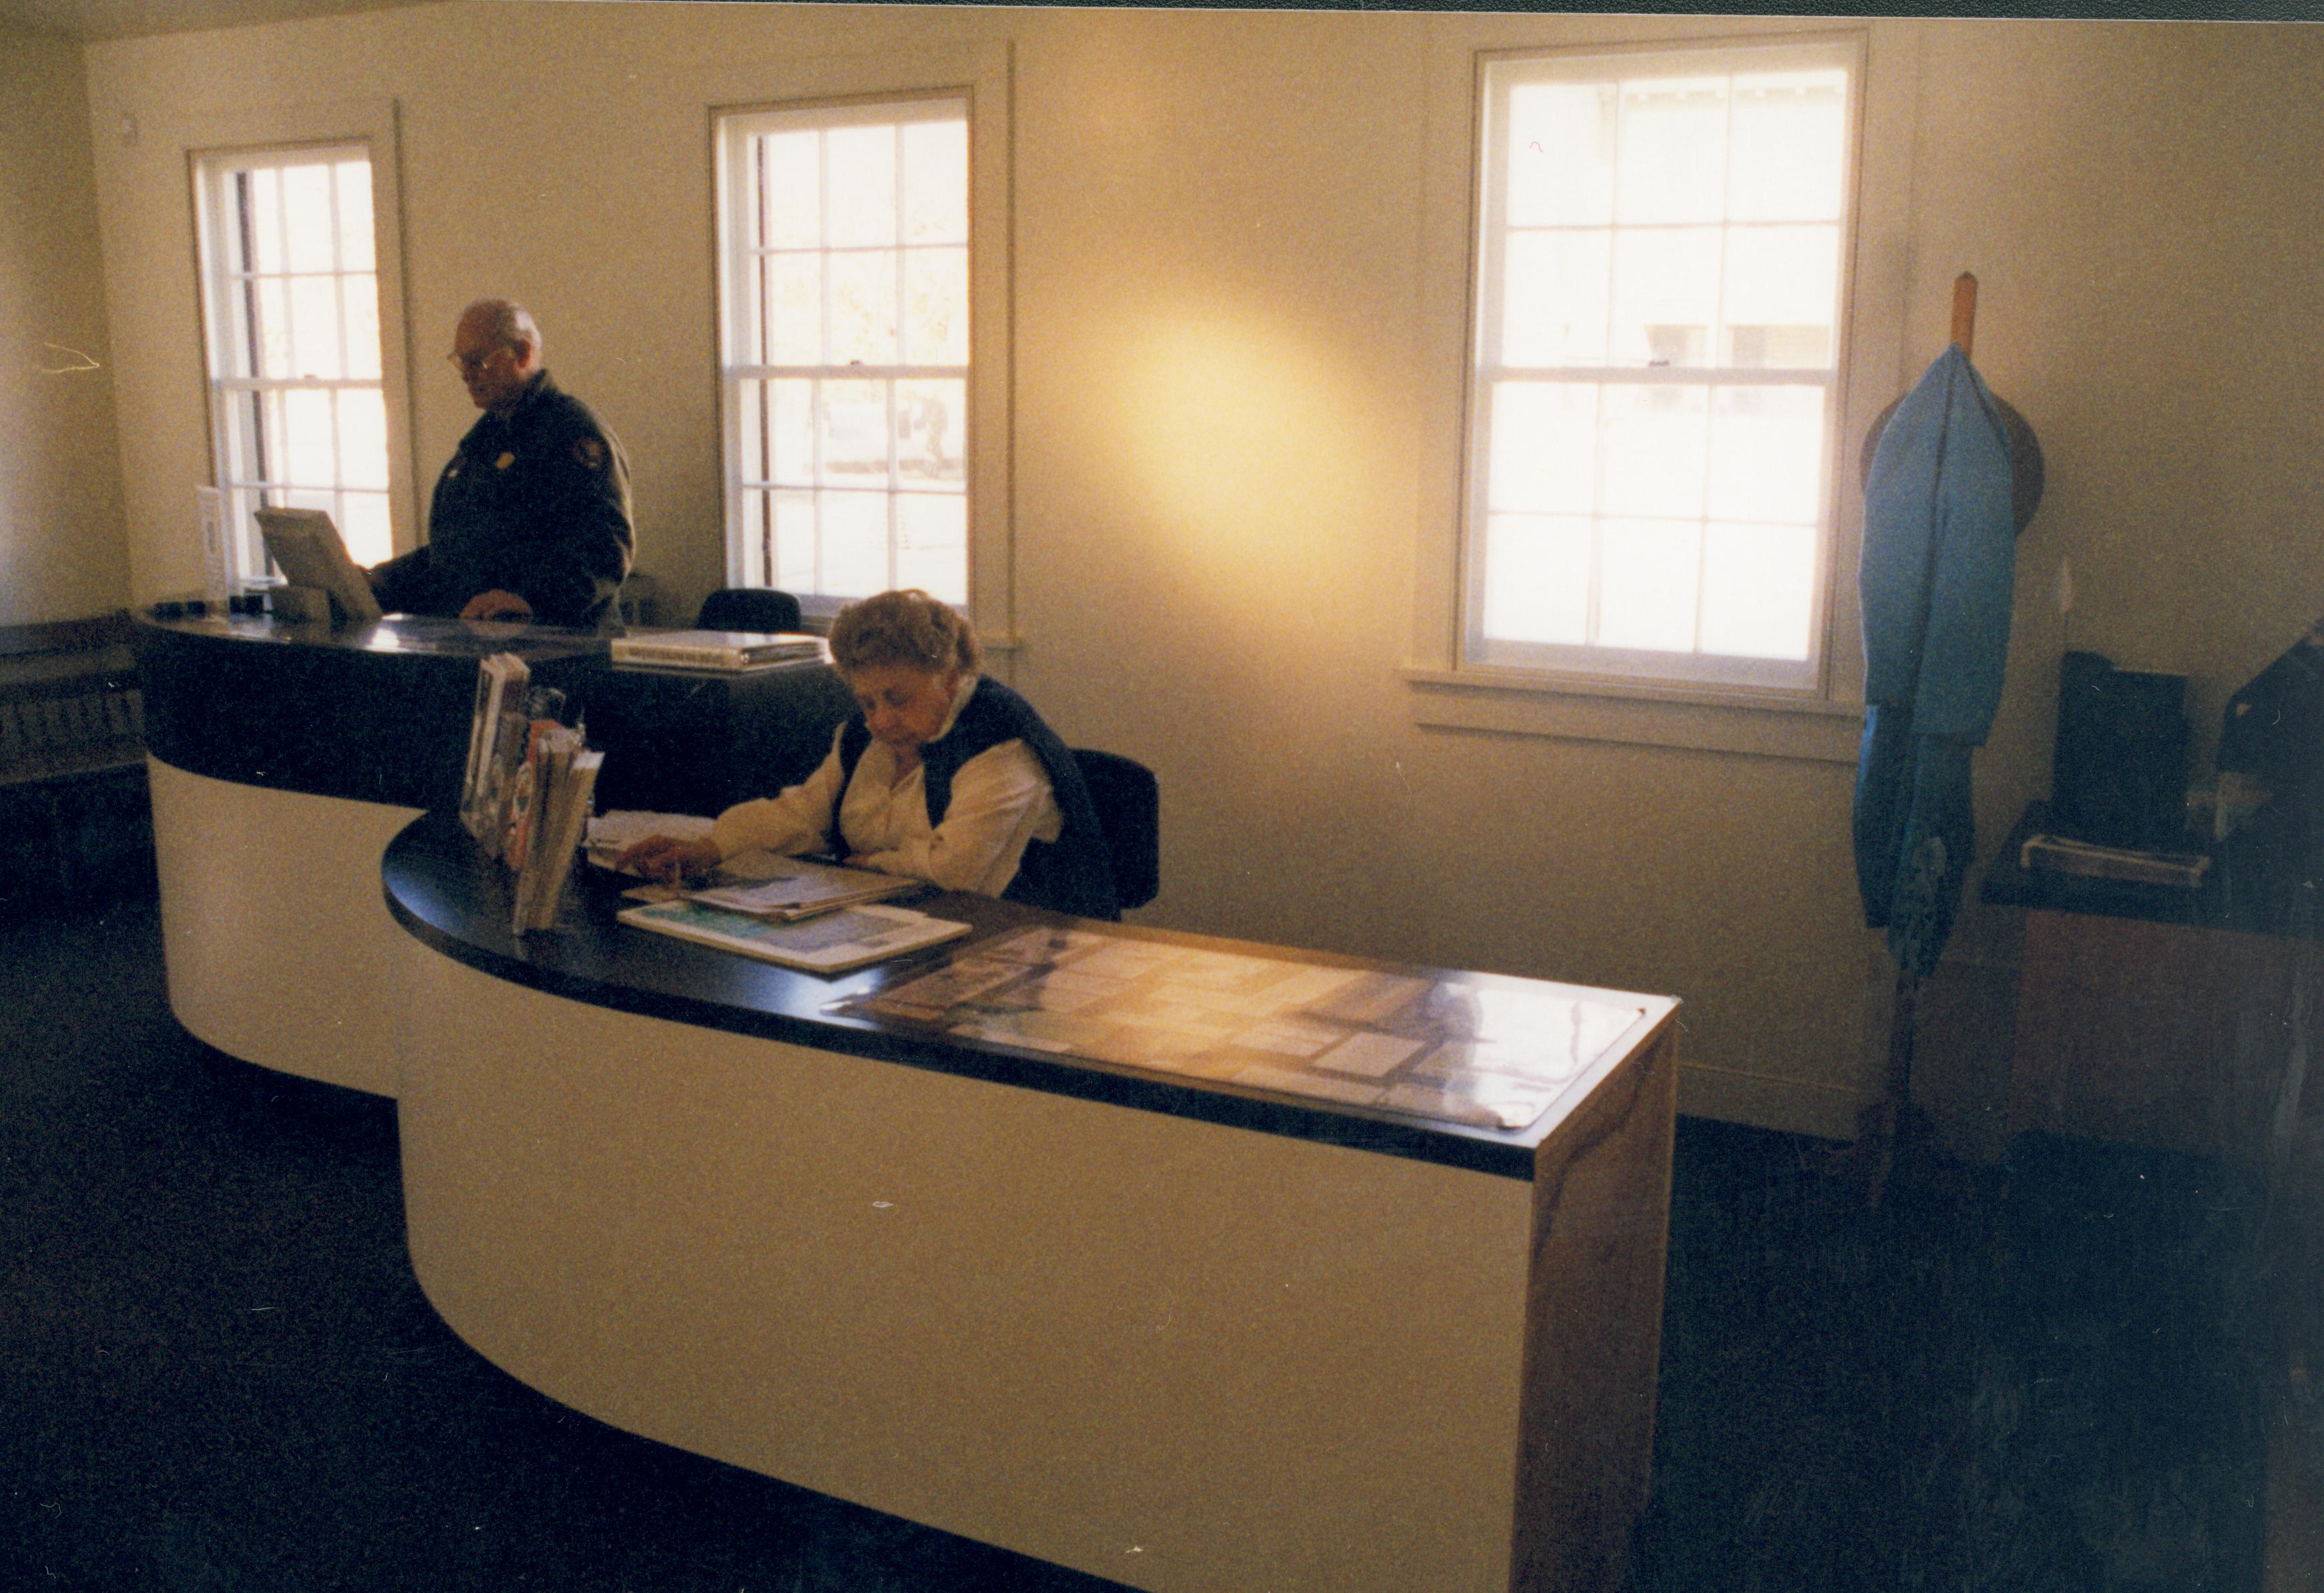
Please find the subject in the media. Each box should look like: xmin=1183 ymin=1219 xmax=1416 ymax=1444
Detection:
xmin=372 ymin=370 xmax=634 ymax=628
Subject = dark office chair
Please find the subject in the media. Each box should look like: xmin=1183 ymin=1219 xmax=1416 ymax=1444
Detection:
xmin=696 ymin=587 xmax=802 ymax=634
xmin=1070 ymin=748 xmax=1159 ymax=911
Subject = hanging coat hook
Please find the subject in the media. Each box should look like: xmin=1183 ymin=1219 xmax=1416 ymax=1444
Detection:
xmin=1861 ymin=270 xmax=2042 ymax=535
xmin=1950 ymin=272 xmax=1978 ymax=360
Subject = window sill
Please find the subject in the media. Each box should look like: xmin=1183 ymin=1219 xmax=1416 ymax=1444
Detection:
xmin=794 ymin=595 xmax=1018 ymax=654
xmin=1402 ymin=665 xmax=1864 ymax=764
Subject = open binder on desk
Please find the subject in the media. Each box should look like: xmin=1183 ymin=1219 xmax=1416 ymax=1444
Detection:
xmin=609 ymin=630 xmax=825 ymax=672
xmin=618 ymin=899 xmax=970 ymax=973
xmin=2019 ymin=831 xmax=2210 ymax=889
xmin=684 ymin=853 xmax=919 ymax=919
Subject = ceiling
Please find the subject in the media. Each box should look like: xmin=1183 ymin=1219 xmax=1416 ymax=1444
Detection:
xmin=11 ymin=0 xmax=2288 ymax=46
xmin=0 ymin=0 xmax=451 ymax=43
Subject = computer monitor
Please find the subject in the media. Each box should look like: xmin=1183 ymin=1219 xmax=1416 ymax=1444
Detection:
xmin=256 ymin=507 xmax=383 ymax=625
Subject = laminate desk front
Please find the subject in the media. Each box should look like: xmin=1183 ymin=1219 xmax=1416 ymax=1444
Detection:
xmin=134 ymin=610 xmax=852 ymax=1094
xmin=383 ymin=811 xmax=1681 ymax=1593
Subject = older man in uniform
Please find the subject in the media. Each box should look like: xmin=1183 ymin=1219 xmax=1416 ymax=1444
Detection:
xmin=369 ymin=299 xmax=633 ymax=627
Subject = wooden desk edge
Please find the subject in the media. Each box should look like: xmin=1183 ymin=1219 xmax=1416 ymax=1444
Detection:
xmin=1513 ymin=1009 xmax=1680 ymax=1593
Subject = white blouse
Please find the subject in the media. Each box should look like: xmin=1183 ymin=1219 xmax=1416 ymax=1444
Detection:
xmin=707 ymin=675 xmax=1063 ymax=897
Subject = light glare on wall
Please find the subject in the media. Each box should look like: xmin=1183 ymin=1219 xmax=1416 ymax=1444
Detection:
xmin=1114 ymin=306 xmax=1361 ymax=578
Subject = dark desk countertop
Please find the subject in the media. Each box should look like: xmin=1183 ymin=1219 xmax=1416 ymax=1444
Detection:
xmin=383 ymin=810 xmax=1670 ymax=1182
xmin=136 ymin=610 xmax=610 ymax=809
xmin=134 ymin=610 xmax=850 ymax=815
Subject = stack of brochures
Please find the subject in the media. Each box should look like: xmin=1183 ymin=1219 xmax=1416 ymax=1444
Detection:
xmin=507 ymin=728 xmax=603 ymax=932
xmin=459 ymin=652 xmax=606 ymax=933
xmin=608 ymin=630 xmax=827 ymax=672
xmin=2020 ymin=831 xmax=2211 ymax=889
xmin=459 ymin=653 xmax=531 ymax=855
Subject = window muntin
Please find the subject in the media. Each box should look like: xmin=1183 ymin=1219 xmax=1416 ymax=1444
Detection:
xmin=193 ymin=146 xmax=393 ymax=578
xmin=720 ymin=97 xmax=971 ymax=607
xmin=1465 ymin=43 xmax=1859 ymax=692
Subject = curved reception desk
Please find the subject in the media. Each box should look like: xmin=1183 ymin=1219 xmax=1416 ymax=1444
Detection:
xmin=136 ymin=609 xmax=851 ymax=1095
xmin=385 ymin=811 xmax=1680 ymax=1593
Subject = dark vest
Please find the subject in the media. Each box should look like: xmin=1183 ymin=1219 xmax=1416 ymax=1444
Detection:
xmin=836 ymin=677 xmax=1120 ymax=921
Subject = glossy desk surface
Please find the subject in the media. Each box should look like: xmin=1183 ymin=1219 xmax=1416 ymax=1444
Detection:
xmin=137 ymin=606 xmax=607 ymax=660
xmin=135 ymin=608 xmax=852 ymax=814
xmin=383 ymin=811 xmax=1676 ymax=1181
xmin=136 ymin=610 xmax=608 ymax=809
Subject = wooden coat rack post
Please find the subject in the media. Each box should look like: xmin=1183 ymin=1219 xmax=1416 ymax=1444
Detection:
xmin=1857 ymin=270 xmax=2032 ymax=1206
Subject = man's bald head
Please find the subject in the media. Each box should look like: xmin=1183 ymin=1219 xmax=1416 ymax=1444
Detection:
xmin=451 ymin=298 xmax=543 ymax=413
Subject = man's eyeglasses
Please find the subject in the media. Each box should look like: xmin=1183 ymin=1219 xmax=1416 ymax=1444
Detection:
xmin=447 ymin=346 xmax=509 ymax=375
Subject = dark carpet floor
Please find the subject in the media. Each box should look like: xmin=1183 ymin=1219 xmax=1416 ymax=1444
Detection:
xmin=0 ymin=889 xmax=2274 ymax=1592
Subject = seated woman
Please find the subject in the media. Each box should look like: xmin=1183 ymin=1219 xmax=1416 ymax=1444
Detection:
xmin=619 ymin=589 xmax=1120 ymax=920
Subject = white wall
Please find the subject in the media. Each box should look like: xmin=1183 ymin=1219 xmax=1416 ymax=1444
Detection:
xmin=0 ymin=21 xmax=129 ymax=626
xmin=75 ymin=6 xmax=2324 ymax=1142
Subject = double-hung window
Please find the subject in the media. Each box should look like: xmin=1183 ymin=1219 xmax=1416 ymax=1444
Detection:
xmin=1463 ymin=37 xmax=1861 ymax=694
xmin=717 ymin=96 xmax=973 ymax=609
xmin=192 ymin=145 xmax=395 ymax=579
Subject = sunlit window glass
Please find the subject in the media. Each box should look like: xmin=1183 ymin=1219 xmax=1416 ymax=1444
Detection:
xmin=195 ymin=146 xmax=393 ymax=578
xmin=1467 ymin=45 xmax=1856 ymax=690
xmin=720 ymin=97 xmax=971 ymax=606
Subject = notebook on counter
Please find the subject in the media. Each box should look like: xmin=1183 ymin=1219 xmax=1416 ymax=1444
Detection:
xmin=608 ymin=630 xmax=827 ymax=671
xmin=685 ymin=853 xmax=920 ymax=920
xmin=617 ymin=898 xmax=969 ymax=973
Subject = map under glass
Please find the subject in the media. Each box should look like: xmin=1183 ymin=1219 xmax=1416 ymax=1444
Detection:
xmin=839 ymin=925 xmax=1646 ymax=1132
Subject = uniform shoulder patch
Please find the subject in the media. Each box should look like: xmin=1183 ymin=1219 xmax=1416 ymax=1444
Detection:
xmin=572 ymin=435 xmax=608 ymax=471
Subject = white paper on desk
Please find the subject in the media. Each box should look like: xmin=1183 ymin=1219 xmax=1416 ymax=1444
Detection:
xmin=688 ymin=855 xmax=916 ymax=917
xmin=196 ymin=487 xmax=231 ymax=606
xmin=586 ymin=811 xmax=715 ymax=871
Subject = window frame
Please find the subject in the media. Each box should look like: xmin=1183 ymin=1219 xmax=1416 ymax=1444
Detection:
xmin=715 ymin=93 xmax=973 ymax=612
xmin=710 ymin=46 xmax=1011 ymax=645
xmin=1464 ymin=37 xmax=1863 ymax=695
xmin=179 ymin=102 xmax=416 ymax=588
xmin=190 ymin=141 xmax=395 ymax=580
xmin=1407 ymin=20 xmax=1915 ymax=763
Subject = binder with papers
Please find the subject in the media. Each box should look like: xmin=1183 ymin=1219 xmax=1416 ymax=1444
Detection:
xmin=608 ymin=630 xmax=827 ymax=672
xmin=685 ymin=853 xmax=920 ymax=920
xmin=617 ymin=899 xmax=971 ymax=973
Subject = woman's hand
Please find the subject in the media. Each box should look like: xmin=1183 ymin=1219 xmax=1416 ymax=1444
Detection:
xmin=615 ymin=834 xmax=723 ymax=884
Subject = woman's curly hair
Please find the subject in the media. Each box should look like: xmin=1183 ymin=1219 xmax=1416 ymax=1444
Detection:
xmin=827 ymin=589 xmax=981 ymax=677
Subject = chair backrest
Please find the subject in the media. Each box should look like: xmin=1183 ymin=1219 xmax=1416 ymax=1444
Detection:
xmin=1070 ymin=747 xmax=1158 ymax=911
xmin=696 ymin=588 xmax=802 ymax=634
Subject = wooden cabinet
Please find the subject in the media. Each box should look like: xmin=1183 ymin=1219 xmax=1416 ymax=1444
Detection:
xmin=2003 ymin=896 xmax=2324 ymax=1590
xmin=2009 ymin=907 xmax=2303 ymax=1168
